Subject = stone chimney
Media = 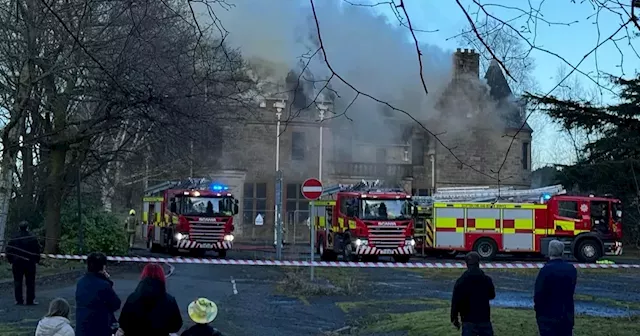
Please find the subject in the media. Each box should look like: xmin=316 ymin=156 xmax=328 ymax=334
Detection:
xmin=453 ymin=48 xmax=480 ymax=78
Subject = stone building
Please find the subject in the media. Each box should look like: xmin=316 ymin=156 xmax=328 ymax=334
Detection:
xmin=215 ymin=48 xmax=532 ymax=242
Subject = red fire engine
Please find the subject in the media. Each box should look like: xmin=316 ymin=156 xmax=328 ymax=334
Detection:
xmin=313 ymin=181 xmax=416 ymax=263
xmin=412 ymin=185 xmax=623 ymax=262
xmin=142 ymin=178 xmax=238 ymax=258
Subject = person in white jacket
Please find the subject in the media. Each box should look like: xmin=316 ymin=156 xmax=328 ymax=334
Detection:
xmin=36 ymin=297 xmax=75 ymax=336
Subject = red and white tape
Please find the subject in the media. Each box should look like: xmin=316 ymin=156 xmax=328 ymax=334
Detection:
xmin=2 ymin=253 xmax=639 ymax=269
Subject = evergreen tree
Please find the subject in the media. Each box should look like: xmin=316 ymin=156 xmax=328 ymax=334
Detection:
xmin=525 ymin=75 xmax=640 ymax=244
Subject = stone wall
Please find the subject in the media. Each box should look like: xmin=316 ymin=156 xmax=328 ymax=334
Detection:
xmin=434 ymin=128 xmax=532 ymax=187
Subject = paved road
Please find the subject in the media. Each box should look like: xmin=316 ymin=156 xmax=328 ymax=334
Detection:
xmin=2 ymin=254 xmax=640 ymax=336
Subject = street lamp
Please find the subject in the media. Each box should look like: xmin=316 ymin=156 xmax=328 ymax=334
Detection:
xmin=316 ymin=102 xmax=331 ymax=182
xmin=273 ymin=100 xmax=286 ymax=256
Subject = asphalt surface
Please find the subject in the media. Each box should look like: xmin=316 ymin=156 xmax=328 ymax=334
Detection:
xmin=1 ymin=248 xmax=640 ymax=336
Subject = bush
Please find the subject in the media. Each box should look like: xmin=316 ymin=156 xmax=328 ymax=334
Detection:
xmin=58 ymin=196 xmax=129 ymax=256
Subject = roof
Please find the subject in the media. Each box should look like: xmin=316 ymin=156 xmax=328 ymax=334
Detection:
xmin=436 ymin=58 xmax=533 ymax=132
xmin=484 ymin=60 xmax=533 ymax=132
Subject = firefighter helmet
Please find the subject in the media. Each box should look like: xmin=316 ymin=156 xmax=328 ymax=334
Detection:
xmin=129 ymin=209 xmax=136 ymax=216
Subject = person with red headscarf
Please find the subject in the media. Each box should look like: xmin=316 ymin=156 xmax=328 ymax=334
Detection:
xmin=117 ymin=263 xmax=183 ymax=336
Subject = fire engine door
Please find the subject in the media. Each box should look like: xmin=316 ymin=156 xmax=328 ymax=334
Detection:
xmin=590 ymin=201 xmax=610 ymax=235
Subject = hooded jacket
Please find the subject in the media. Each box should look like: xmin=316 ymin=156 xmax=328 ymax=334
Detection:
xmin=75 ymin=272 xmax=121 ymax=336
xmin=118 ymin=278 xmax=183 ymax=336
xmin=450 ymin=266 xmax=496 ymax=324
xmin=35 ymin=316 xmax=75 ymax=336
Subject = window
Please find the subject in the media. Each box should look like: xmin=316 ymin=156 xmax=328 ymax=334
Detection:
xmin=243 ymin=182 xmax=267 ymax=224
xmin=292 ymin=132 xmax=305 ymax=160
xmin=376 ymin=148 xmax=387 ymax=163
xmin=558 ymin=201 xmax=580 ymax=219
xmin=522 ymin=142 xmax=530 ymax=170
xmin=411 ymin=188 xmax=432 ymax=196
xmin=286 ymin=183 xmax=309 ymax=223
xmin=412 ymin=138 xmax=424 ymax=165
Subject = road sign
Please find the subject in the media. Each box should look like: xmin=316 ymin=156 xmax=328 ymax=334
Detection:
xmin=301 ymin=178 xmax=323 ymax=200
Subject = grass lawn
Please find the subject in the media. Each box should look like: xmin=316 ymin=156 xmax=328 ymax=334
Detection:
xmin=0 ymin=319 xmax=38 ymax=336
xmin=0 ymin=259 xmax=85 ymax=280
xmin=359 ymin=303 xmax=640 ymax=336
xmin=277 ymin=267 xmax=363 ymax=297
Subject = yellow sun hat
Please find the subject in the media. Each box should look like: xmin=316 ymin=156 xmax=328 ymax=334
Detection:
xmin=188 ymin=298 xmax=218 ymax=324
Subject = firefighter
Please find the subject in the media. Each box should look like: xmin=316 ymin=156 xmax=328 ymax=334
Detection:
xmin=125 ymin=209 xmax=137 ymax=249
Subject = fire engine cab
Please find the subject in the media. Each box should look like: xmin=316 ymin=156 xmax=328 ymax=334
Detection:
xmin=412 ymin=185 xmax=623 ymax=262
xmin=313 ymin=180 xmax=416 ymax=263
xmin=142 ymin=178 xmax=238 ymax=258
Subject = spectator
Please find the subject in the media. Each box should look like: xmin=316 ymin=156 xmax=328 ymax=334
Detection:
xmin=6 ymin=220 xmax=41 ymax=305
xmin=75 ymin=252 xmax=121 ymax=336
xmin=535 ymin=239 xmax=577 ymax=336
xmin=181 ymin=298 xmax=225 ymax=336
xmin=450 ymin=252 xmax=496 ymax=336
xmin=118 ymin=263 xmax=182 ymax=336
xmin=35 ymin=297 xmax=75 ymax=336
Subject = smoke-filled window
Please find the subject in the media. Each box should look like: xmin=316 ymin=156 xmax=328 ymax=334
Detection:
xmin=285 ymin=183 xmax=309 ymax=225
xmin=412 ymin=138 xmax=424 ymax=165
xmin=291 ymin=132 xmax=305 ymax=160
xmin=243 ymin=182 xmax=267 ymax=225
xmin=522 ymin=142 xmax=530 ymax=170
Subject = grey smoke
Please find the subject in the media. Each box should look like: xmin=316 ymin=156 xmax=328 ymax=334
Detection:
xmin=202 ymin=0 xmax=503 ymax=165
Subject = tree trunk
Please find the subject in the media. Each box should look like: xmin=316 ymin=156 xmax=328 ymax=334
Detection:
xmin=43 ymin=147 xmax=67 ymax=253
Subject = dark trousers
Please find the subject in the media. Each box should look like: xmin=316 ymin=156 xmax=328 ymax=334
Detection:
xmin=461 ymin=322 xmax=494 ymax=336
xmin=12 ymin=263 xmax=36 ymax=304
xmin=537 ymin=318 xmax=573 ymax=336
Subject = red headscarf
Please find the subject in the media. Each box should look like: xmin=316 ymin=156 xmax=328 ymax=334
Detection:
xmin=140 ymin=263 xmax=166 ymax=284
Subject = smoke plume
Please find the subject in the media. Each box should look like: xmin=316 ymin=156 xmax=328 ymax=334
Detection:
xmin=207 ymin=0 xmax=506 ymax=167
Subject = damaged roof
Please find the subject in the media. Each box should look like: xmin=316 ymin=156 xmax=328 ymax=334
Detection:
xmin=437 ymin=58 xmax=532 ymax=132
xmin=484 ymin=59 xmax=532 ymax=132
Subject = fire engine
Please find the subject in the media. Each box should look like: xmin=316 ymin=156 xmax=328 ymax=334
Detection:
xmin=412 ymin=185 xmax=624 ymax=262
xmin=142 ymin=178 xmax=238 ymax=258
xmin=313 ymin=180 xmax=416 ymax=263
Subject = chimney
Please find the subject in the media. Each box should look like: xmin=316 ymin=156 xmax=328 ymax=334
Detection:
xmin=453 ymin=48 xmax=480 ymax=78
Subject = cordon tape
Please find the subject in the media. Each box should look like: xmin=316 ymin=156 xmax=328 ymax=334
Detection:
xmin=1 ymin=253 xmax=639 ymax=269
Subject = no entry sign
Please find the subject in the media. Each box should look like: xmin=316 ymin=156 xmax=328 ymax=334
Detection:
xmin=301 ymin=178 xmax=323 ymax=200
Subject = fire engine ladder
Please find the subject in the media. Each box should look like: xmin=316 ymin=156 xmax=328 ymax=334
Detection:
xmin=321 ymin=180 xmax=406 ymax=197
xmin=432 ymin=184 xmax=566 ymax=202
xmin=144 ymin=178 xmax=213 ymax=196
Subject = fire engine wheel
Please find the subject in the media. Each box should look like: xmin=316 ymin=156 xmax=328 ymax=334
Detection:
xmin=473 ymin=238 xmax=498 ymax=260
xmin=342 ymin=243 xmax=358 ymax=262
xmin=575 ymin=239 xmax=601 ymax=263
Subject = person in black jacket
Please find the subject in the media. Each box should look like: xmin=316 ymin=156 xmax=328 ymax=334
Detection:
xmin=75 ymin=252 xmax=121 ymax=336
xmin=534 ymin=239 xmax=577 ymax=336
xmin=450 ymin=251 xmax=496 ymax=336
xmin=6 ymin=220 xmax=41 ymax=305
xmin=118 ymin=263 xmax=182 ymax=336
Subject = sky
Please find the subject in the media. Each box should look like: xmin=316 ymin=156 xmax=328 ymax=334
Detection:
xmin=377 ymin=0 xmax=639 ymax=168
xmin=206 ymin=0 xmax=639 ymax=170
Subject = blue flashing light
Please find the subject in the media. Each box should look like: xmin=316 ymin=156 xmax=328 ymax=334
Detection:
xmin=542 ymin=193 xmax=552 ymax=201
xmin=210 ymin=183 xmax=229 ymax=191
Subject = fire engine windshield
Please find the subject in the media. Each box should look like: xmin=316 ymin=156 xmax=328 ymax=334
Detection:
xmin=360 ymin=199 xmax=411 ymax=220
xmin=178 ymin=197 xmax=233 ymax=216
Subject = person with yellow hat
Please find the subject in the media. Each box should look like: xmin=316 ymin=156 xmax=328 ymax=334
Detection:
xmin=180 ymin=298 xmax=225 ymax=336
xmin=125 ymin=209 xmax=137 ymax=249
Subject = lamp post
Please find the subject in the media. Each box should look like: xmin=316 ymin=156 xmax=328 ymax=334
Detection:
xmin=273 ymin=100 xmax=285 ymax=259
xmin=316 ymin=102 xmax=331 ymax=181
